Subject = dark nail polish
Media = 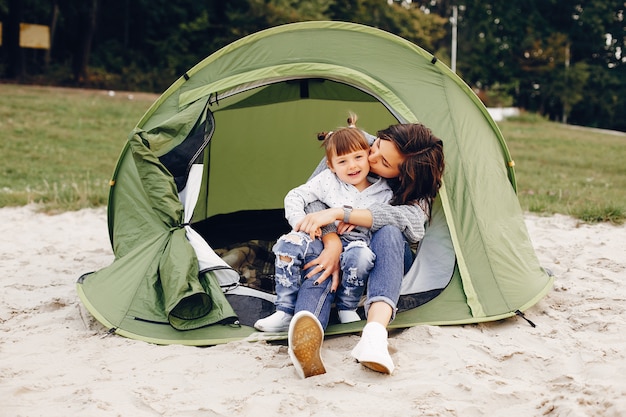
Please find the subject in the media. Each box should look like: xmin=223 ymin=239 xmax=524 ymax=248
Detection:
xmin=314 ymin=281 xmax=319 ymax=286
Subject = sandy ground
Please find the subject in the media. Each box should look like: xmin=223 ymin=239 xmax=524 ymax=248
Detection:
xmin=1 ymin=205 xmax=625 ymax=417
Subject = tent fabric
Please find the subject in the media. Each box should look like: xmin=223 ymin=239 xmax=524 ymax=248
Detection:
xmin=77 ymin=21 xmax=553 ymax=346
xmin=77 ymin=133 xmax=238 ymax=334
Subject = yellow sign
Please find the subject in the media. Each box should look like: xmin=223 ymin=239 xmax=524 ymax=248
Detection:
xmin=19 ymin=23 xmax=51 ymax=49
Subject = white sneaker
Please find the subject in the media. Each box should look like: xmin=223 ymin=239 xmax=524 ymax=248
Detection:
xmin=253 ymin=310 xmax=293 ymax=332
xmin=338 ymin=310 xmax=361 ymax=324
xmin=288 ymin=311 xmax=326 ymax=378
xmin=351 ymin=322 xmax=395 ymax=374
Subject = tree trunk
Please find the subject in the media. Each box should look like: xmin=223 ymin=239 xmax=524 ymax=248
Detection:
xmin=4 ymin=0 xmax=24 ymax=79
xmin=45 ymin=1 xmax=60 ymax=68
xmin=561 ymin=42 xmax=570 ymax=124
xmin=72 ymin=0 xmax=98 ymax=83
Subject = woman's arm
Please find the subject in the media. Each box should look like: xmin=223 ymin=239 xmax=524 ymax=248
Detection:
xmin=295 ymin=206 xmax=373 ymax=241
xmin=368 ymin=202 xmax=427 ymax=243
xmin=297 ymin=203 xmax=426 ymax=243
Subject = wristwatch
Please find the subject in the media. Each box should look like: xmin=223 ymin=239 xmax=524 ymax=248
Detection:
xmin=343 ymin=205 xmax=353 ymax=223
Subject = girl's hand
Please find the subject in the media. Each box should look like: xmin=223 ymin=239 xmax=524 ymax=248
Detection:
xmin=336 ymin=221 xmax=356 ymax=235
xmin=303 ymin=232 xmax=342 ymax=292
xmin=295 ymin=208 xmax=341 ymax=240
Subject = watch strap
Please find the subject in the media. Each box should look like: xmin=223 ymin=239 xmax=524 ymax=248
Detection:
xmin=343 ymin=205 xmax=353 ymax=223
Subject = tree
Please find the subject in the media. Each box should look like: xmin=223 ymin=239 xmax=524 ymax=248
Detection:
xmin=73 ymin=0 xmax=98 ymax=82
xmin=5 ymin=0 xmax=626 ymax=131
xmin=329 ymin=0 xmax=447 ymax=53
xmin=2 ymin=0 xmax=24 ymax=79
xmin=427 ymin=0 xmax=620 ymax=129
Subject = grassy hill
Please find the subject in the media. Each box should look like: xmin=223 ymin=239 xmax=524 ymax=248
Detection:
xmin=1 ymin=84 xmax=624 ymax=223
xmin=500 ymin=114 xmax=625 ymax=223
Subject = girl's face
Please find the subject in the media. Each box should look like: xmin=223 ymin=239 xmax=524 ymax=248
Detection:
xmin=327 ymin=149 xmax=371 ymax=191
xmin=368 ymin=138 xmax=404 ymax=179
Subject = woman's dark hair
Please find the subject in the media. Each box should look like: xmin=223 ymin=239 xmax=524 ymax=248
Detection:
xmin=377 ymin=123 xmax=445 ymax=216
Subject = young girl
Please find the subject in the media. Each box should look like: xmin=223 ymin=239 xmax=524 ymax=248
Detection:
xmin=254 ymin=118 xmax=392 ymax=334
xmin=287 ymin=122 xmax=445 ymax=377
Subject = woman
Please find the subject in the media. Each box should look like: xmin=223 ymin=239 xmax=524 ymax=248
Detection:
xmin=286 ymin=122 xmax=445 ymax=378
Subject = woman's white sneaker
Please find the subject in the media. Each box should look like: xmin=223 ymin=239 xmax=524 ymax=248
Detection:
xmin=253 ymin=310 xmax=293 ymax=332
xmin=350 ymin=322 xmax=395 ymax=374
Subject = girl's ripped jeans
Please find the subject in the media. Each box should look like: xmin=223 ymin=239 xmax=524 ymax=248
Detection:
xmin=272 ymin=231 xmax=375 ymax=317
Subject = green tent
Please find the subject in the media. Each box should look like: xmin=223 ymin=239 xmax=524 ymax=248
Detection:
xmin=77 ymin=21 xmax=553 ymax=346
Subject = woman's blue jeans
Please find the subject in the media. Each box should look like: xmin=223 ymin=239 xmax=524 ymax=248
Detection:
xmin=294 ymin=225 xmax=411 ymax=329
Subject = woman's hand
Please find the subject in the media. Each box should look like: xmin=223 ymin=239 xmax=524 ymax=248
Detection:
xmin=303 ymin=232 xmax=342 ymax=292
xmin=336 ymin=221 xmax=356 ymax=235
xmin=295 ymin=208 xmax=341 ymax=240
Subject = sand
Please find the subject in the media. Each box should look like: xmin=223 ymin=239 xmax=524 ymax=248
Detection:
xmin=1 ymin=205 xmax=624 ymax=417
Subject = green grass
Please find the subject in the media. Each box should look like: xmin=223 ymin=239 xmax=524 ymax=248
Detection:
xmin=500 ymin=114 xmax=626 ymax=224
xmin=1 ymin=84 xmax=625 ymax=223
xmin=0 ymin=84 xmax=156 ymax=212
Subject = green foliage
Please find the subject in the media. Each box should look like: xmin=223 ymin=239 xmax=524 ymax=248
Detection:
xmin=570 ymin=64 xmax=626 ymax=132
xmin=436 ymin=0 xmax=626 ymax=131
xmin=4 ymin=0 xmax=449 ymax=92
xmin=4 ymin=0 xmax=626 ymax=131
xmin=330 ymin=0 xmax=446 ymax=52
xmin=479 ymin=84 xmax=515 ymax=107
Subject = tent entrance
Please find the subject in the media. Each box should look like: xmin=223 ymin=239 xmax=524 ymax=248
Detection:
xmin=190 ymin=78 xmax=399 ymax=226
xmin=192 ymin=208 xmax=289 ymax=250
xmin=182 ymin=78 xmax=455 ymax=326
